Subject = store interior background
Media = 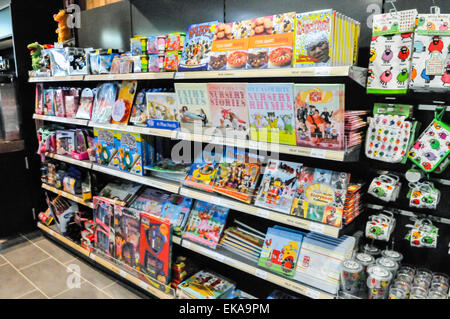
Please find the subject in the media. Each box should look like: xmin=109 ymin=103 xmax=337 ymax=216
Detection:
xmin=1 ymin=0 xmax=449 ymax=298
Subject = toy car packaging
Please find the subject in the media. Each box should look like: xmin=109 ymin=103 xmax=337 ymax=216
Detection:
xmin=410 ymin=8 xmax=450 ymax=92
xmin=367 ymin=9 xmax=418 ymax=94
xmin=179 ymin=21 xmax=218 ymax=71
xmin=93 ymin=128 xmax=120 ymax=168
xmin=365 ymin=211 xmax=396 ymax=241
xmin=408 ymin=107 xmax=450 ymax=173
xmin=116 ymin=131 xmax=144 ymax=176
xmin=138 ymin=213 xmax=172 ymax=284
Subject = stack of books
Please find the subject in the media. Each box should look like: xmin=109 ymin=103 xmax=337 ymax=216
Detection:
xmin=344 ymin=110 xmax=367 ymax=149
xmin=343 ymin=183 xmax=364 ymax=225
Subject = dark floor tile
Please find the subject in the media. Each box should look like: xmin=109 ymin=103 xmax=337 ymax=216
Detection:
xmin=35 ymin=238 xmax=77 ymax=264
xmin=1 ymin=241 xmax=50 ymax=270
xmin=0 ymin=264 xmax=37 ymax=299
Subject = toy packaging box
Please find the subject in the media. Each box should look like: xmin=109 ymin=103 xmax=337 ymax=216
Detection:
xmin=209 ymin=20 xmax=251 ymax=71
xmin=114 ymin=204 xmax=141 ymax=270
xmin=255 ymin=160 xmax=303 ymax=214
xmin=258 ymin=226 xmax=304 ymax=278
xmin=290 ymin=166 xmax=350 ymax=228
xmin=93 ymin=196 xmax=116 ymax=257
xmin=97 ymin=182 xmax=142 ymax=206
xmin=56 ymin=130 xmax=75 ymax=155
xmin=35 ymin=83 xmax=44 ymax=115
xmin=409 ymin=13 xmax=450 ymax=91
xmin=178 ymin=21 xmax=218 ymax=71
xmin=129 ymin=89 xmax=148 ymax=126
xmin=366 ymin=9 xmax=418 ymax=94
xmin=138 ymin=212 xmax=172 ymax=284
xmin=246 ymin=12 xmax=296 ymax=69
xmin=76 ymin=88 xmax=95 ymax=120
xmin=116 ymin=131 xmax=145 ymax=176
xmin=184 ymin=150 xmax=220 ymax=192
xmin=111 ymin=81 xmax=138 ymax=125
xmin=164 ymin=51 xmax=181 ymax=71
xmin=65 ymin=88 xmax=81 ymax=118
xmin=182 ymin=200 xmax=229 ymax=249
xmin=43 ymin=89 xmax=55 ymax=116
xmin=207 ymin=82 xmax=250 ymax=139
xmin=294 ymin=84 xmax=345 ymax=150
xmin=246 ymin=83 xmax=296 ymax=145
xmin=65 ymin=47 xmax=89 ymax=75
xmin=54 ymin=88 xmax=68 ymax=117
xmin=178 ymin=270 xmax=235 ymax=299
xmin=93 ymin=128 xmax=120 ymax=169
xmin=175 ymin=83 xmax=213 ymax=134
xmin=129 ymin=187 xmax=170 ymax=215
xmin=91 ymin=83 xmax=119 ymax=123
xmin=159 ymin=194 xmax=194 ymax=236
xmin=213 ymin=149 xmax=264 ymax=204
xmin=166 ymin=32 xmax=185 ymax=51
xmin=146 ymin=92 xmax=180 ymax=130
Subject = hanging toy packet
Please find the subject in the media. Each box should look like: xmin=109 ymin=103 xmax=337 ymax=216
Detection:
xmin=368 ymin=174 xmax=401 ymax=202
xmin=405 ymin=218 xmax=439 ymax=248
xmin=410 ymin=7 xmax=450 ymax=91
xmin=407 ymin=181 xmax=440 ymax=209
xmin=367 ymin=9 xmax=418 ymax=94
xmin=365 ymin=211 xmax=396 ymax=242
xmin=408 ymin=107 xmax=450 ymax=173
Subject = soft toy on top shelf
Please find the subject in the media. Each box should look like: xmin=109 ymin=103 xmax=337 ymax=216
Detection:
xmin=54 ymin=9 xmax=72 ymax=44
xmin=27 ymin=42 xmax=54 ymax=76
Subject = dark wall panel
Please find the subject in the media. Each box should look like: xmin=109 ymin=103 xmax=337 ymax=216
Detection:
xmin=383 ymin=0 xmax=450 ymax=14
xmin=78 ymin=0 xmax=132 ymax=50
xmin=131 ymin=0 xmax=224 ymax=38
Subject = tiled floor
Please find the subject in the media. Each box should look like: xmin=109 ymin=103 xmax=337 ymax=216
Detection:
xmin=0 ymin=232 xmax=148 ymax=299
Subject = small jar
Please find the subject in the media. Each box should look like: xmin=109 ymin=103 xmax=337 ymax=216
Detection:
xmin=381 ymin=249 xmax=403 ymax=263
xmin=391 ymin=279 xmax=411 ymax=298
xmin=410 ymin=287 xmax=428 ymax=299
xmin=376 ymin=257 xmax=399 ymax=277
xmin=397 ymin=265 xmax=416 ymax=281
xmin=388 ymin=286 xmax=406 ymax=299
xmin=355 ymin=252 xmax=375 ymax=271
xmin=367 ymin=265 xmax=393 ymax=299
xmin=341 ymin=259 xmax=364 ymax=295
xmin=363 ymin=244 xmax=381 ymax=257
xmin=428 ymin=290 xmax=447 ymax=299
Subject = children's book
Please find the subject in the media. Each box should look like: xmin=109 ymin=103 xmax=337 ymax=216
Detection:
xmin=207 ymin=82 xmax=249 ymax=139
xmin=178 ymin=21 xmax=219 ymax=71
xmin=138 ymin=212 xmax=172 ymax=284
xmin=129 ymin=89 xmax=147 ymax=126
xmin=290 ymin=167 xmax=349 ymax=227
xmin=246 ymin=83 xmax=296 ymax=145
xmin=255 ymin=160 xmax=303 ymax=214
xmin=294 ymin=84 xmax=345 ymax=150
xmin=97 ymin=182 xmax=142 ymax=206
xmin=257 ymin=226 xmax=303 ymax=278
xmin=184 ymin=150 xmax=220 ymax=192
xmin=93 ymin=128 xmax=120 ymax=169
xmin=159 ymin=194 xmax=194 ymax=236
xmin=111 ymin=80 xmax=137 ymax=125
xmin=178 ymin=270 xmax=235 ymax=299
xmin=182 ymin=200 xmax=229 ymax=249
xmin=145 ymin=92 xmax=179 ymax=130
xmin=91 ymin=83 xmax=118 ymax=123
xmin=175 ymin=83 xmax=212 ymax=133
xmin=213 ymin=149 xmax=264 ymax=204
xmin=129 ymin=187 xmax=170 ymax=215
xmin=76 ymin=88 xmax=94 ymax=120
xmin=114 ymin=205 xmax=141 ymax=270
xmin=116 ymin=131 xmax=144 ymax=176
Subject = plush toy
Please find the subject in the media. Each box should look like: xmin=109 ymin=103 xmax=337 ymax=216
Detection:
xmin=54 ymin=9 xmax=72 ymax=43
xmin=27 ymin=42 xmax=44 ymax=71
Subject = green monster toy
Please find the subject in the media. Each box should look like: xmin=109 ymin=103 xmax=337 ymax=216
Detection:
xmin=27 ymin=42 xmax=44 ymax=71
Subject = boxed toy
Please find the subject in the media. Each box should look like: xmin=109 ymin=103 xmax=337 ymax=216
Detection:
xmin=148 ymin=54 xmax=160 ymax=72
xmin=114 ymin=204 xmax=141 ymax=270
xmin=129 ymin=187 xmax=170 ymax=215
xmin=93 ymin=128 xmax=120 ymax=168
xmin=65 ymin=47 xmax=89 ymax=75
xmin=56 ymin=130 xmax=75 ymax=155
xmin=129 ymin=88 xmax=147 ymax=126
xmin=182 ymin=200 xmax=229 ymax=249
xmin=93 ymin=196 xmax=116 ymax=257
xmin=146 ymin=92 xmax=179 ymax=130
xmin=184 ymin=150 xmax=220 ymax=192
xmin=166 ymin=32 xmax=185 ymax=51
xmin=290 ymin=167 xmax=350 ymax=227
xmin=91 ymin=82 xmax=119 ymax=123
xmin=247 ymin=12 xmax=296 ymax=69
xmin=178 ymin=21 xmax=218 ymax=71
xmin=111 ymin=81 xmax=138 ymax=125
xmin=75 ymin=88 xmax=95 ymax=120
xmin=43 ymin=89 xmax=55 ymax=116
xmin=98 ymin=182 xmax=142 ymax=206
xmin=255 ymin=160 xmax=303 ymax=214
xmin=117 ymin=131 xmax=144 ymax=176
xmin=160 ymin=194 xmax=194 ymax=236
xmin=246 ymin=82 xmax=296 ymax=145
xmin=54 ymin=88 xmax=68 ymax=117
xmin=258 ymin=226 xmax=304 ymax=278
xmin=64 ymin=88 xmax=81 ymax=118
xmin=207 ymin=82 xmax=250 ymax=139
xmin=294 ymin=84 xmax=345 ymax=150
xmin=138 ymin=212 xmax=172 ymax=284
xmin=164 ymin=51 xmax=181 ymax=71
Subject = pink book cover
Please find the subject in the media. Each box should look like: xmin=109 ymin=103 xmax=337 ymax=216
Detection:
xmin=207 ymin=82 xmax=250 ymax=140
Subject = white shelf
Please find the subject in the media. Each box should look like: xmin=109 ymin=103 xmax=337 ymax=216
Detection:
xmin=42 ymin=183 xmax=94 ymax=208
xmin=88 ymin=121 xmax=177 ymax=139
xmin=46 ymin=153 xmax=93 ymax=169
xmin=179 ymin=239 xmax=335 ymax=299
xmin=91 ymin=164 xmax=180 ymax=194
xmin=33 ymin=114 xmax=89 ymax=126
xmin=84 ymin=72 xmax=175 ymax=81
xmin=29 ymin=75 xmax=84 ymax=82
xmin=179 ymin=187 xmax=340 ymax=237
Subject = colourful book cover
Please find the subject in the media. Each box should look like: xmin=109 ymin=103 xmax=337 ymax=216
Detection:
xmin=290 ymin=167 xmax=349 ymax=228
xmin=255 ymin=160 xmax=303 ymax=214
xmin=178 ymin=21 xmax=219 ymax=71
xmin=207 ymin=82 xmax=250 ymax=139
xmin=117 ymin=131 xmax=144 ymax=176
xmin=129 ymin=187 xmax=170 ymax=215
xmin=175 ymin=83 xmax=212 ymax=133
xmin=43 ymin=89 xmax=55 ymax=116
xmin=159 ymin=194 xmax=194 ymax=236
xmin=257 ymin=227 xmax=303 ymax=278
xmin=246 ymin=83 xmax=296 ymax=145
xmin=129 ymin=89 xmax=147 ymax=126
xmin=294 ymin=84 xmax=345 ymax=150
xmin=138 ymin=212 xmax=172 ymax=284
xmin=114 ymin=205 xmax=141 ymax=270
xmin=293 ymin=9 xmax=335 ymax=67
xmin=178 ymin=270 xmax=235 ymax=299
xmin=184 ymin=151 xmax=220 ymax=192
xmin=93 ymin=128 xmax=120 ymax=169
xmin=182 ymin=200 xmax=229 ymax=249
xmin=145 ymin=92 xmax=180 ymax=130
xmin=213 ymin=149 xmax=264 ymax=204
xmin=93 ymin=197 xmax=116 ymax=257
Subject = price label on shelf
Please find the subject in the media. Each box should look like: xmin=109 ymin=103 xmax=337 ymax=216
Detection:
xmin=177 ymin=132 xmax=189 ymax=141
xmin=309 ymin=222 xmax=325 ymax=234
xmin=48 ymin=229 xmax=55 ymax=236
xmin=254 ymin=269 xmax=268 ymax=280
xmin=183 ymin=241 xmax=191 ymax=249
xmin=119 ymin=270 xmax=127 ymax=278
xmin=315 ymin=68 xmax=331 ymax=76
xmin=210 ymin=252 xmax=225 ymax=263
xmin=305 ymin=288 xmax=321 ymax=299
xmin=310 ymin=148 xmax=327 ymax=159
xmin=139 ymin=281 xmax=148 ymax=290
xmin=285 ymin=217 xmax=309 ymax=229
xmin=256 ymin=208 xmax=270 ymax=219
xmin=175 ymin=72 xmax=185 ymax=79
xmin=90 ymin=254 xmax=96 ymax=261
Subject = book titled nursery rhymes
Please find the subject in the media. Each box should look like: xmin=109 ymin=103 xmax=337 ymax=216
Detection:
xmin=246 ymin=83 xmax=296 ymax=145
xmin=146 ymin=92 xmax=179 ymax=130
xmin=294 ymin=84 xmax=345 ymax=150
xmin=175 ymin=83 xmax=212 ymax=134
xmin=182 ymin=200 xmax=229 ymax=249
xmin=207 ymin=82 xmax=250 ymax=139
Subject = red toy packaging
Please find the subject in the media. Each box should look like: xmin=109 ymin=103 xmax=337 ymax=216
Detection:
xmin=137 ymin=212 xmax=172 ymax=285
xmin=164 ymin=51 xmax=181 ymax=71
xmin=166 ymin=32 xmax=185 ymax=51
xmin=93 ymin=196 xmax=116 ymax=257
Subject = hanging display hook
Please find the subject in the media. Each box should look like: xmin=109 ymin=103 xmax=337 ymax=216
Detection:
xmin=386 ymin=0 xmax=398 ymax=14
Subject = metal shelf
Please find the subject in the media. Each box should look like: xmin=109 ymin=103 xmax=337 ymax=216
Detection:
xmin=88 ymin=121 xmax=177 ymax=139
xmin=46 ymin=153 xmax=93 ymax=169
xmin=28 ymin=75 xmax=84 ymax=82
xmin=42 ymin=183 xmax=93 ymax=208
xmin=37 ymin=222 xmax=90 ymax=257
xmin=33 ymin=113 xmax=89 ymax=126
xmin=84 ymin=72 xmax=175 ymax=81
